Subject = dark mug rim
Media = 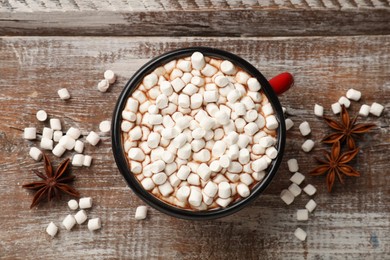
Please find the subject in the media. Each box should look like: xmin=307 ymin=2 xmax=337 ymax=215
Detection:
xmin=111 ymin=47 xmax=286 ymax=220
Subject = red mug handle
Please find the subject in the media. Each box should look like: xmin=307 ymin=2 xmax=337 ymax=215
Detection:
xmin=268 ymin=72 xmax=294 ymax=95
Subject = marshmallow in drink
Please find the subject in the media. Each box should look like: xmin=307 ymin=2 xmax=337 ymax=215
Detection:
xmin=346 ymin=88 xmax=361 ymax=101
xmin=262 ymin=103 xmax=274 ymax=116
xmin=235 ymin=71 xmax=250 ymax=84
xmin=197 ymin=163 xmax=211 ymax=181
xmin=57 ymin=88 xmax=71 ymax=100
xmin=203 ymin=181 xmax=218 ymax=198
xmin=265 ymin=146 xmax=278 ymax=159
xmin=191 ymin=52 xmax=206 ymax=70
xmin=212 ymin=140 xmax=226 ymax=158
xmin=122 ymin=111 xmax=136 ymax=122
xmin=218 ymin=182 xmax=231 ymax=199
xmin=188 ymin=188 xmax=202 ymax=207
xmin=135 ymin=206 xmax=148 ymax=220
xmin=147 ymin=132 xmax=161 ymax=149
xmin=152 ymin=172 xmax=168 ymax=185
xmin=247 ymin=78 xmax=261 ymax=91
xmin=252 ymin=157 xmax=269 ymax=172
xmin=40 ymin=137 xmax=54 ymax=150
xmin=216 ymin=197 xmax=232 ymax=208
xmin=227 ymin=89 xmax=241 ymax=103
xmin=88 ymin=218 xmax=101 ymax=231
xmin=237 ymin=183 xmax=250 ymax=198
xmin=370 ymin=102 xmax=384 ymax=116
xmin=238 ymin=148 xmax=250 ymax=164
xmin=128 ymin=148 xmax=145 ymax=162
xmin=220 ymin=60 xmax=236 ymax=75
xmin=182 ymin=83 xmax=198 ymax=96
xmin=143 ymin=73 xmax=158 ymax=89
xmin=159 ymin=181 xmax=174 ymax=197
xmin=176 ymin=186 xmax=191 ymax=202
xmin=201 ymin=64 xmax=218 ymax=77
xmin=252 ymin=171 xmax=265 ymax=181
xmin=359 ymin=104 xmax=370 ymax=117
xmin=141 ymin=178 xmax=155 ymax=191
xmin=151 ymin=160 xmax=166 ymax=173
xmin=29 ymin=147 xmax=42 ymax=161
xmin=86 ymin=131 xmax=100 ymax=146
xmin=126 ymin=98 xmax=139 ymax=113
xmin=214 ymin=75 xmax=229 ymax=87
xmin=247 ymin=91 xmax=262 ymax=103
xmin=239 ymin=173 xmax=253 ymax=186
xmin=192 ymin=149 xmax=211 ymax=162
xmin=234 ymin=103 xmax=246 ymax=116
xmin=244 ymin=122 xmax=259 ymax=136
xmin=210 ymin=160 xmax=222 ymax=172
xmin=62 ymin=214 xmax=76 ymax=230
xmin=187 ymin=173 xmax=200 ymax=186
xmin=36 ymin=110 xmax=47 ymax=122
xmin=266 ymin=115 xmax=279 ymax=130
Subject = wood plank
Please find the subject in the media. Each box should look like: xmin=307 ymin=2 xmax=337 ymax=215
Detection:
xmin=0 ymin=36 xmax=389 ymax=259
xmin=0 ymin=0 xmax=390 ymax=36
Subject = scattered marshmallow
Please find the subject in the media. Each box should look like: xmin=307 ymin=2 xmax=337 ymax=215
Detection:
xmin=72 ymin=154 xmax=84 ymax=167
xmin=297 ymin=209 xmax=309 ymax=221
xmin=303 ymin=184 xmax=317 ymax=196
xmin=86 ymin=131 xmax=100 ymax=146
xmin=53 ymin=131 xmax=62 ymax=142
xmin=331 ymin=102 xmax=341 ymax=114
xmin=301 ymin=139 xmax=315 ymax=152
xmin=79 ymin=197 xmax=93 ymax=209
xmin=346 ymin=88 xmax=361 ymax=101
xmin=59 ymin=135 xmax=75 ymax=150
xmin=74 ymin=140 xmax=84 ymax=153
xmin=99 ymin=121 xmax=111 ymax=133
xmin=370 ymin=102 xmax=384 ymax=117
xmin=288 ymin=183 xmax=302 ymax=197
xmin=314 ymin=104 xmax=323 ymax=117
xmin=104 ymin=70 xmax=116 ymax=84
xmin=50 ymin=118 xmax=62 ymax=131
xmin=57 ymin=88 xmax=71 ymax=100
xmin=40 ymin=137 xmax=54 ymax=150
xmin=97 ymin=79 xmax=110 ymax=92
xmin=68 ymin=199 xmax=78 ymax=210
xmin=24 ymin=127 xmax=36 ymax=140
xmin=338 ymin=96 xmax=350 ymax=108
xmin=280 ymin=189 xmax=294 ymax=205
xmin=294 ymin=228 xmax=307 ymax=241
xmin=36 ymin=110 xmax=47 ymax=121
xmin=299 ymin=121 xmax=311 ymax=136
xmin=305 ymin=199 xmax=317 ymax=212
xmin=287 ymin=159 xmax=299 ymax=172
xmin=46 ymin=222 xmax=58 ymax=237
xmin=135 ymin=206 xmax=148 ymax=220
xmin=74 ymin=210 xmax=88 ymax=224
xmin=285 ymin=118 xmax=294 ymax=131
xmin=359 ymin=104 xmax=370 ymax=117
xmin=52 ymin=144 xmax=66 ymax=157
xmin=62 ymin=214 xmax=76 ymax=230
xmin=29 ymin=147 xmax=42 ymax=161
xmin=88 ymin=218 xmax=101 ymax=231
xmin=290 ymin=172 xmax=305 ymax=185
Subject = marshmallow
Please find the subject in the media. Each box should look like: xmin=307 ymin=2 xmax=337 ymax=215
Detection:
xmin=219 ymin=155 xmax=231 ymax=168
xmin=161 ymin=151 xmax=175 ymax=164
xmin=86 ymin=131 xmax=100 ymax=146
xmin=190 ymin=93 xmax=203 ymax=109
xmin=237 ymin=183 xmax=250 ymax=198
xmin=177 ymin=60 xmax=192 ymax=72
xmin=244 ymin=110 xmax=258 ymax=123
xmin=191 ymin=75 xmax=205 ymax=86
xmin=202 ymin=193 xmax=213 ymax=205
xmin=182 ymin=83 xmax=198 ymax=96
xmin=129 ymin=126 xmax=142 ymax=141
xmin=331 ymin=102 xmax=342 ymax=114
xmin=192 ymin=128 xmax=206 ymax=139
xmin=128 ymin=148 xmax=145 ymax=161
xmin=155 ymin=94 xmax=169 ymax=109
xmin=40 ymin=137 xmax=54 ymax=150
xmin=122 ymin=111 xmax=136 ymax=122
xmin=258 ymin=136 xmax=274 ymax=148
xmin=201 ymin=64 xmax=218 ymax=77
xmin=171 ymin=78 xmax=186 ymax=92
xmin=193 ymin=149 xmax=211 ymax=162
xmin=52 ymin=144 xmax=66 ymax=157
xmin=121 ymin=121 xmax=133 ymax=132
xmin=370 ymin=102 xmax=384 ymax=116
xmin=88 ymin=218 xmax=101 ymax=231
xmin=288 ymin=183 xmax=302 ymax=197
xmin=305 ymin=199 xmax=317 ymax=212
xmin=314 ymin=104 xmax=324 ymax=117
xmin=148 ymin=114 xmax=163 ymax=125
xmin=135 ymin=206 xmax=148 ymax=220
xmin=200 ymin=117 xmax=216 ymax=131
xmin=99 ymin=120 xmax=111 ymax=133
xmin=178 ymin=94 xmax=190 ymax=109
xmin=53 ymin=130 xmax=62 ymax=142
xmin=191 ymin=139 xmax=206 ymax=152
xmin=215 ymin=75 xmax=229 ymax=87
xmin=83 ymin=156 xmax=93 ymax=167
xmin=62 ymin=214 xmax=76 ymax=230
xmin=72 ymin=154 xmax=84 ymax=167
xmin=97 ymin=79 xmax=110 ymax=92
xmin=143 ymin=73 xmax=158 ymax=89
xmin=188 ymin=188 xmax=203 ymax=207
xmin=141 ymin=178 xmax=155 ymax=190
xmin=238 ymin=148 xmax=250 ymax=164
xmin=50 ymin=118 xmax=62 ymax=130
xmin=197 ymin=163 xmax=211 ymax=181
xmin=132 ymin=90 xmax=147 ymax=103
xmin=126 ymin=98 xmax=139 ymax=113
xmin=290 ymin=172 xmax=305 ymax=185
xmin=294 ymin=228 xmax=307 ymax=241
xmin=252 ymin=171 xmax=265 ymax=181
xmin=285 ymin=118 xmax=294 ymax=131
xmin=247 ymin=78 xmax=261 ymax=91
xmin=216 ymin=197 xmax=232 ymax=208
xmin=235 ymin=71 xmax=250 ymax=84
xmin=226 ymin=131 xmax=239 ymax=145
xmin=203 ymin=181 xmax=218 ymax=198
xmin=262 ymin=103 xmax=274 ymax=116
xmin=220 ymin=60 xmax=236 ymax=75
xmin=182 ymin=72 xmax=193 ymax=84
xmin=66 ymin=127 xmax=81 ymax=140
xmin=171 ymin=68 xmax=183 ymax=80
xmin=177 ymin=143 xmax=192 ymax=160
xmin=191 ymin=52 xmax=206 ymax=70
xmin=173 ymin=133 xmax=187 ymax=149
xmin=297 ymin=209 xmax=309 ymax=221
xmin=228 ymin=162 xmax=243 ymax=174
xmin=68 ymin=199 xmax=78 ymax=210
xmin=152 ymin=172 xmax=168 ymax=185
xmin=302 ymin=139 xmax=315 ymax=152
xmin=227 ymin=144 xmax=239 ymax=160
xmin=176 ymin=186 xmax=191 ymax=202
xmin=151 ymin=160 xmax=166 ymax=173
xmin=147 ymin=132 xmax=161 ymax=149
xmin=266 ymin=115 xmax=279 ymax=130
xmin=252 ymin=144 xmax=265 ymax=155
xmin=338 ymin=96 xmax=351 ymax=108
xmin=252 ymin=157 xmax=269 ymax=172
xmin=58 ymin=88 xmax=71 ymax=100
xmin=265 ymin=146 xmax=278 ymax=159
xmin=177 ymin=165 xmax=191 ymax=180
xmin=346 ymin=88 xmax=361 ymax=101
xmin=29 ymin=147 xmax=42 ymax=161
xmin=280 ymin=189 xmax=294 ymax=205
xmin=75 ymin=210 xmax=88 ymax=224
xmin=46 ymin=222 xmax=58 ymax=237
xmin=244 ymin=122 xmax=259 ymax=136
xmin=215 ymin=111 xmax=230 ymax=125
xmin=169 ymin=174 xmax=181 ymax=187
xmin=164 ymin=60 xmax=176 ymax=73
xmin=204 ymin=90 xmax=219 ymax=103
xmin=210 ymin=160 xmax=222 ymax=172
xmin=287 ymin=158 xmax=299 ymax=172
xmin=104 ymin=69 xmax=116 ymax=84
xmin=227 ymin=89 xmax=241 ymax=103
xmin=130 ymin=161 xmax=142 ymax=174
xmin=234 ymin=103 xmax=246 ymax=116
xmin=212 ymin=140 xmax=227 ymax=158
xmin=218 ymin=182 xmax=231 ymax=199
xmin=299 ymin=121 xmax=311 ymax=136
xmin=225 ymin=172 xmax=239 ymax=182
xmin=160 ymin=81 xmax=173 ymax=96
xmin=359 ymin=104 xmax=370 ymax=117
xmin=36 ymin=110 xmax=47 ymax=122
xmin=237 ymin=135 xmax=250 ymax=149
xmin=303 ymin=184 xmax=317 ymax=196
xmin=247 ymin=91 xmax=262 ymax=102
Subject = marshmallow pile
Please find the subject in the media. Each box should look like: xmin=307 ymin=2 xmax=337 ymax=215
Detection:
xmin=122 ymin=52 xmax=280 ymax=210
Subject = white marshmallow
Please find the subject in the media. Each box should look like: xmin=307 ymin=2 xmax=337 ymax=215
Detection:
xmin=83 ymin=155 xmax=93 ymax=167
xmin=240 ymin=173 xmax=253 ymax=186
xmin=121 ymin=121 xmax=133 ymax=132
xmin=160 ymin=81 xmax=173 ymax=96
xmin=122 ymin=111 xmax=137 ymax=122
xmin=225 ymin=172 xmax=239 ymax=182
xmin=151 ymin=160 xmax=166 ymax=173
xmin=338 ymin=96 xmax=351 ymax=108
xmin=190 ymin=93 xmax=203 ymax=109
xmin=215 ymin=75 xmax=229 ymax=87
xmin=52 ymin=144 xmax=66 ymax=157
xmin=182 ymin=72 xmax=193 ymax=84
xmin=182 ymin=83 xmax=198 ymax=96
xmin=204 ymin=90 xmax=219 ymax=103
xmin=228 ymin=162 xmax=243 ymax=174
xmin=210 ymin=160 xmax=222 ymax=172
xmin=359 ymin=104 xmax=370 ymax=117
xmin=225 ymin=131 xmax=239 ymax=145
xmin=147 ymin=132 xmax=161 ymax=149
xmin=155 ymin=94 xmax=169 ymax=109
xmin=152 ymin=172 xmax=168 ymax=185
xmin=265 ymin=146 xmax=278 ymax=159
xmin=177 ymin=60 xmax=192 ymax=72
xmin=86 ymin=131 xmax=100 ymax=146
xmin=287 ymin=158 xmax=299 ymax=172
xmin=252 ymin=171 xmax=265 ymax=181
xmin=247 ymin=77 xmax=261 ymax=91
xmin=299 ymin=121 xmax=311 ymax=136
xmin=29 ymin=147 xmax=42 ymax=161
xmin=191 ymin=52 xmax=206 ymax=70
xmin=197 ymin=163 xmax=211 ymax=181
xmin=303 ymin=184 xmax=317 ymax=196
xmin=171 ymin=78 xmax=186 ymax=92
xmin=104 ymin=69 xmax=116 ymax=84
xmin=126 ymin=98 xmax=139 ymax=113
xmin=220 ymin=60 xmax=236 ymax=75
xmin=305 ymin=199 xmax=317 ymax=212
xmin=262 ymin=103 xmax=274 ymax=116
xmin=191 ymin=139 xmax=206 ymax=152
xmin=227 ymin=89 xmax=241 ymax=103
xmin=164 ymin=60 xmax=176 ymax=73
xmin=128 ymin=148 xmax=145 ymax=161
xmin=237 ymin=134 xmax=250 ymax=149
xmin=331 ymin=102 xmax=342 ymax=114
xmin=258 ymin=136 xmax=274 ymax=148
xmin=62 ymin=214 xmax=76 ymax=230
xmin=129 ymin=126 xmax=142 ymax=141
xmin=219 ymin=155 xmax=231 ymax=168
xmin=178 ymin=94 xmax=190 ymax=109
xmin=227 ymin=144 xmax=240 ymax=160
xmin=201 ymin=64 xmax=218 ymax=77
xmin=237 ymin=183 xmax=250 ymax=198
xmin=40 ymin=137 xmax=54 ymax=150
xmin=88 ymin=218 xmax=101 ymax=231
xmin=50 ymin=119 xmax=62 ymax=131
xmin=191 ymin=76 xmax=205 ymax=86
xmin=214 ymin=111 xmax=229 ymax=125
xmin=58 ymin=88 xmax=71 ymax=100
xmin=203 ymin=181 xmax=218 ymax=198
xmin=235 ymin=71 xmax=250 ymax=84
xmin=248 ymin=91 xmax=262 ymax=103
xmin=66 ymin=199 xmax=78 ymax=210
xmin=188 ymin=188 xmax=203 ymax=207
xmin=99 ymin=120 xmax=111 ymax=133
xmin=216 ymin=197 xmax=232 ymax=208
xmin=294 ymin=228 xmax=307 ymax=241
xmin=172 ymin=133 xmax=186 ymax=149
xmin=53 ymin=130 xmax=62 ymax=142
xmin=302 ymin=139 xmax=315 ymax=152
xmin=285 ymin=118 xmax=294 ymax=131
xmin=72 ymin=154 xmax=84 ymax=167
xmin=141 ymin=178 xmax=155 ymax=190
xmin=288 ymin=183 xmax=302 ymax=197
xmin=346 ymin=88 xmax=361 ymax=101
xmin=161 ymin=151 xmax=175 ymax=164
xmin=135 ymin=206 xmax=148 ymax=220
xmin=234 ymin=103 xmax=246 ymax=116
xmin=193 ymin=149 xmax=211 ymax=162
xmin=130 ymin=161 xmax=142 ymax=174
xmin=280 ymin=189 xmax=295 ymax=205
xmin=148 ymin=114 xmax=163 ymax=125
xmin=244 ymin=122 xmax=259 ymax=136
xmin=36 ymin=110 xmax=47 ymax=122
xmin=97 ymin=79 xmax=110 ymax=92
xmin=192 ymin=128 xmax=206 ymax=139
xmin=143 ymin=73 xmax=158 ymax=89
xmin=66 ymin=127 xmax=81 ymax=140
xmin=244 ymin=110 xmax=258 ymax=123
xmin=46 ymin=222 xmax=58 ymax=237
xmin=266 ymin=115 xmax=279 ymax=130
xmin=218 ymin=182 xmax=231 ymax=199
xmin=177 ymin=165 xmax=191 ymax=180
xmin=290 ymin=172 xmax=305 ymax=185
xmin=252 ymin=144 xmax=265 ymax=155
xmin=370 ymin=102 xmax=384 ymax=116
xmin=239 ymin=148 xmax=250 ymax=164
xmin=177 ymin=143 xmax=192 ymax=160
xmin=176 ymin=186 xmax=191 ymax=202
xmin=252 ymin=157 xmax=269 ymax=172
xmin=297 ymin=209 xmax=309 ymax=221
xmin=169 ymin=174 xmax=181 ymax=187
xmin=213 ymin=174 xmax=229 ymax=184
xmin=75 ymin=210 xmax=88 ymax=224
xmin=132 ymin=90 xmax=147 ymax=103
xmin=314 ymin=104 xmax=324 ymax=117
xmin=212 ymin=140 xmax=226 ymax=158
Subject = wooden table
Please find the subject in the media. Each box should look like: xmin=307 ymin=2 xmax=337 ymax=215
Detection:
xmin=0 ymin=1 xmax=389 ymax=259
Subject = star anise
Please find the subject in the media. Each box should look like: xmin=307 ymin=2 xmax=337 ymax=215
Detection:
xmin=322 ymin=105 xmax=376 ymax=149
xmin=22 ymin=153 xmax=80 ymax=208
xmin=310 ymin=141 xmax=360 ymax=192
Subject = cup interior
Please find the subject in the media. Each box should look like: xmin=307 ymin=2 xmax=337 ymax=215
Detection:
xmin=112 ymin=47 xmax=286 ymax=220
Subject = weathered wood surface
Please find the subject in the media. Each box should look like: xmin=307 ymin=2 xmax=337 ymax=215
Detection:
xmin=0 ymin=36 xmax=389 ymax=259
xmin=1 ymin=0 xmax=390 ymax=36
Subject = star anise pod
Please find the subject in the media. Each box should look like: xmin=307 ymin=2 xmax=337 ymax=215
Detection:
xmin=22 ymin=153 xmax=80 ymax=208
xmin=310 ymin=141 xmax=360 ymax=192
xmin=322 ymin=105 xmax=376 ymax=149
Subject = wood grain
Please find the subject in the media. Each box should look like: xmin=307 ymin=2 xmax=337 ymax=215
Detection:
xmin=0 ymin=36 xmax=389 ymax=259
xmin=0 ymin=0 xmax=390 ymax=36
